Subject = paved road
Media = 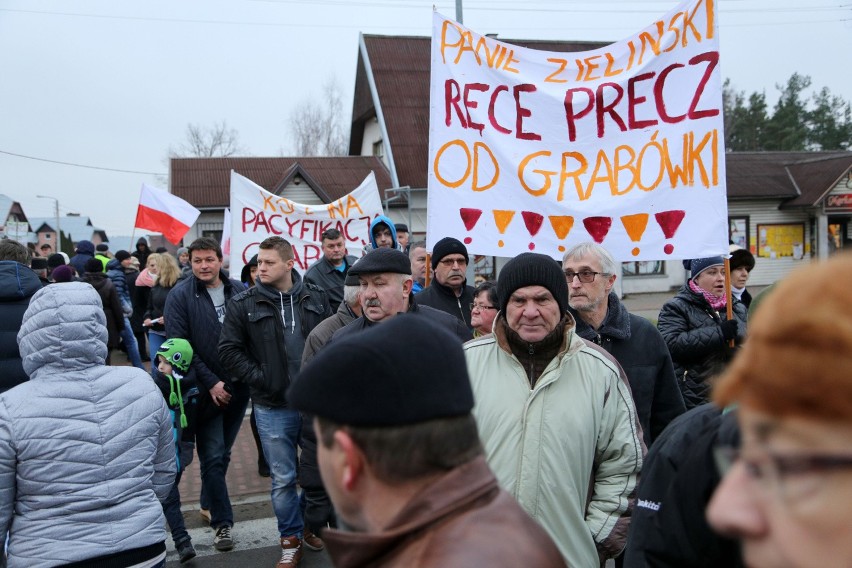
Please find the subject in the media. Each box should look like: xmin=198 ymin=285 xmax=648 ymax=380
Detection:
xmin=164 ymin=499 xmax=333 ymax=567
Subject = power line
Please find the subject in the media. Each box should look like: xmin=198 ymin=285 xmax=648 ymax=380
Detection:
xmin=0 ymin=149 xmax=166 ymax=176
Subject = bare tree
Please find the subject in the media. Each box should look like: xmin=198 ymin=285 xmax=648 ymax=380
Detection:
xmin=289 ymin=78 xmax=349 ymax=156
xmin=170 ymin=120 xmax=247 ymax=158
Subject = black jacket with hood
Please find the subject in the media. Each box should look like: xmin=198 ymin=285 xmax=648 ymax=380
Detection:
xmin=623 ymin=404 xmax=743 ymax=568
xmin=0 ymin=261 xmax=42 ymax=394
xmin=219 ymin=270 xmax=331 ymax=407
xmin=569 ymin=292 xmax=685 ymax=445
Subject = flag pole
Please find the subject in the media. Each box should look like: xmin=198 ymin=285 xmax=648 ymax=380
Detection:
xmin=724 ymin=257 xmax=734 ymax=347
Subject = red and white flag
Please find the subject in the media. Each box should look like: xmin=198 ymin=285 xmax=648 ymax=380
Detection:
xmin=135 ymin=183 xmax=200 ymax=244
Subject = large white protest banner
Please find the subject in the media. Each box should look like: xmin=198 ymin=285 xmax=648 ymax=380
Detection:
xmin=229 ymin=171 xmax=385 ymax=274
xmin=428 ymin=0 xmax=728 ymax=261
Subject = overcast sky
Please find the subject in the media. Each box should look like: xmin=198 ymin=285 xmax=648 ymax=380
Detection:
xmin=1 ymin=0 xmax=849 ymax=239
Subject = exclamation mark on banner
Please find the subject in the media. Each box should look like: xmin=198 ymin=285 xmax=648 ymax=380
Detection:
xmin=493 ymin=210 xmax=516 ymax=248
xmin=583 ymin=216 xmax=613 ymax=244
xmin=459 ymin=208 xmax=483 ymax=245
xmin=620 ymin=213 xmax=649 ymax=256
xmin=521 ymin=211 xmax=544 ymax=250
xmin=654 ymin=210 xmax=686 ymax=254
xmin=548 ymin=216 xmax=575 ymax=252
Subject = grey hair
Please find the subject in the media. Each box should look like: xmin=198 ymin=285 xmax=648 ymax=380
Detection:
xmin=409 ymin=240 xmax=426 ymax=259
xmin=562 ymin=242 xmax=617 ymax=275
xmin=343 ymin=284 xmax=361 ymax=307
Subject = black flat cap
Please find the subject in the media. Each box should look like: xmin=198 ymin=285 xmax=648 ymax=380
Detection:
xmin=348 ymin=248 xmax=411 ymax=276
xmin=394 ymin=223 xmax=409 ymax=233
xmin=288 ymin=314 xmax=473 ymax=426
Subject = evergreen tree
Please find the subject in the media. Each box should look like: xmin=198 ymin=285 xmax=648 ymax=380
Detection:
xmin=808 ymin=87 xmax=852 ymax=150
xmin=763 ymin=73 xmax=811 ymax=151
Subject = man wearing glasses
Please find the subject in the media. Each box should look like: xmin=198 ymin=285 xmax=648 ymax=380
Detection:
xmin=415 ymin=237 xmax=476 ymax=329
xmin=563 ymin=242 xmax=684 ymax=447
xmin=707 ymin=254 xmax=852 ymax=568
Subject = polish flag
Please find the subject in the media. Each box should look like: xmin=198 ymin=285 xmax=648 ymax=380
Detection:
xmin=135 ymin=184 xmax=200 ymax=244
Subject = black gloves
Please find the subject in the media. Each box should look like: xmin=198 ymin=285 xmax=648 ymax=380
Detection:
xmin=720 ymin=319 xmax=739 ymax=341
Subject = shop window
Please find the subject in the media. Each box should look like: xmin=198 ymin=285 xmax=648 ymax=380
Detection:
xmin=729 ymin=216 xmax=749 ymax=251
xmin=622 ymin=260 xmax=665 ymax=277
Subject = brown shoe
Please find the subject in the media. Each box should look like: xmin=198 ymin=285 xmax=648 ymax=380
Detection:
xmin=303 ymin=528 xmax=324 ymax=551
xmin=277 ymin=536 xmax=302 ymax=567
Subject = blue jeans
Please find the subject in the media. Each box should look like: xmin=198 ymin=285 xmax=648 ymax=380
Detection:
xmin=162 ymin=471 xmax=189 ymax=546
xmin=195 ymin=383 xmax=250 ymax=529
xmin=120 ymin=318 xmax=145 ymax=370
xmin=148 ymin=331 xmax=167 ymax=377
xmin=254 ymin=405 xmax=303 ymax=538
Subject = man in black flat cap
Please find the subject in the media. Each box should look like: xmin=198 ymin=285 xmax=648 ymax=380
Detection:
xmin=288 ymin=315 xmax=566 ymax=568
xmin=329 ymin=248 xmax=471 ymax=344
xmin=415 ymin=237 xmax=476 ymax=329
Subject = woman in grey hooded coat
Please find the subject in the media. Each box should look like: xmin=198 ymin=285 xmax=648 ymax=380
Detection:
xmin=0 ymin=282 xmax=175 ymax=567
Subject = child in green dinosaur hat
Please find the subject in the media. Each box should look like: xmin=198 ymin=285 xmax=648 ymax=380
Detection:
xmin=154 ymin=337 xmax=199 ymax=564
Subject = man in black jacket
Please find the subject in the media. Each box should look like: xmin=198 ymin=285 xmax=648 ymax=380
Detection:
xmin=415 ymin=237 xmax=475 ymax=329
xmin=164 ymin=237 xmax=249 ymax=553
xmin=304 ymin=228 xmax=356 ymax=312
xmin=563 ymin=242 xmax=685 ymax=446
xmin=219 ymin=236 xmax=331 ymax=567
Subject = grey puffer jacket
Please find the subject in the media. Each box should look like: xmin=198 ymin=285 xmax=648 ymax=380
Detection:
xmin=0 ymin=282 xmax=175 ymax=568
xmin=657 ymin=285 xmax=748 ymax=409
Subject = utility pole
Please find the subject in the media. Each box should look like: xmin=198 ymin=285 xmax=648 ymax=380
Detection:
xmin=456 ymin=0 xmax=463 ymax=23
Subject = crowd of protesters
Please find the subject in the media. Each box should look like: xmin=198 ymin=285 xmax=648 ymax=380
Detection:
xmin=0 ymin=223 xmax=849 ymax=568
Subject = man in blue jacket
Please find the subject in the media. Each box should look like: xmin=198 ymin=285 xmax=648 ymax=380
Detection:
xmin=164 ymin=237 xmax=249 ymax=553
xmin=0 ymin=240 xmax=42 ymax=395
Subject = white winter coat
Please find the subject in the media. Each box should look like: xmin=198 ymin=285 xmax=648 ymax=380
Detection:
xmin=0 ymin=282 xmax=175 ymax=567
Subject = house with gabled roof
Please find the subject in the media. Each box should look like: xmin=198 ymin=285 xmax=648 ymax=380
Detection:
xmin=348 ymin=33 xmax=852 ymax=291
xmin=0 ymin=195 xmax=31 ymax=244
xmin=27 ymin=215 xmax=108 ymax=252
xmin=170 ymin=156 xmax=394 ymax=245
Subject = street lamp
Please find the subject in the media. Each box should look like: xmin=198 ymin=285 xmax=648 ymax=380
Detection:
xmin=36 ymin=195 xmax=60 ymax=252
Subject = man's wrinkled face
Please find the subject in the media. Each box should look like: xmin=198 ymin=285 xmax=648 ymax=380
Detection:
xmin=322 ymin=237 xmax=347 ymax=265
xmin=359 ymin=272 xmax=411 ymax=322
xmin=191 ymin=249 xmax=223 ymax=286
xmin=373 ymin=226 xmax=394 ymax=249
xmin=410 ymin=247 xmax=427 ymax=283
xmin=505 ymin=285 xmax=562 ymax=343
xmin=397 ymin=231 xmax=410 ymax=250
xmin=563 ymin=252 xmax=614 ymax=313
xmin=434 ymin=254 xmax=467 ymax=290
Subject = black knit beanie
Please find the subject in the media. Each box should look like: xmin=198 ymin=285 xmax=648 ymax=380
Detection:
xmin=497 ymin=253 xmax=568 ymax=315
xmin=431 ymin=237 xmax=469 ymax=269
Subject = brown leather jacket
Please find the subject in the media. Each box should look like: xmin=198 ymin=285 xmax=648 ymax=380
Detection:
xmin=322 ymin=456 xmax=567 ymax=567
